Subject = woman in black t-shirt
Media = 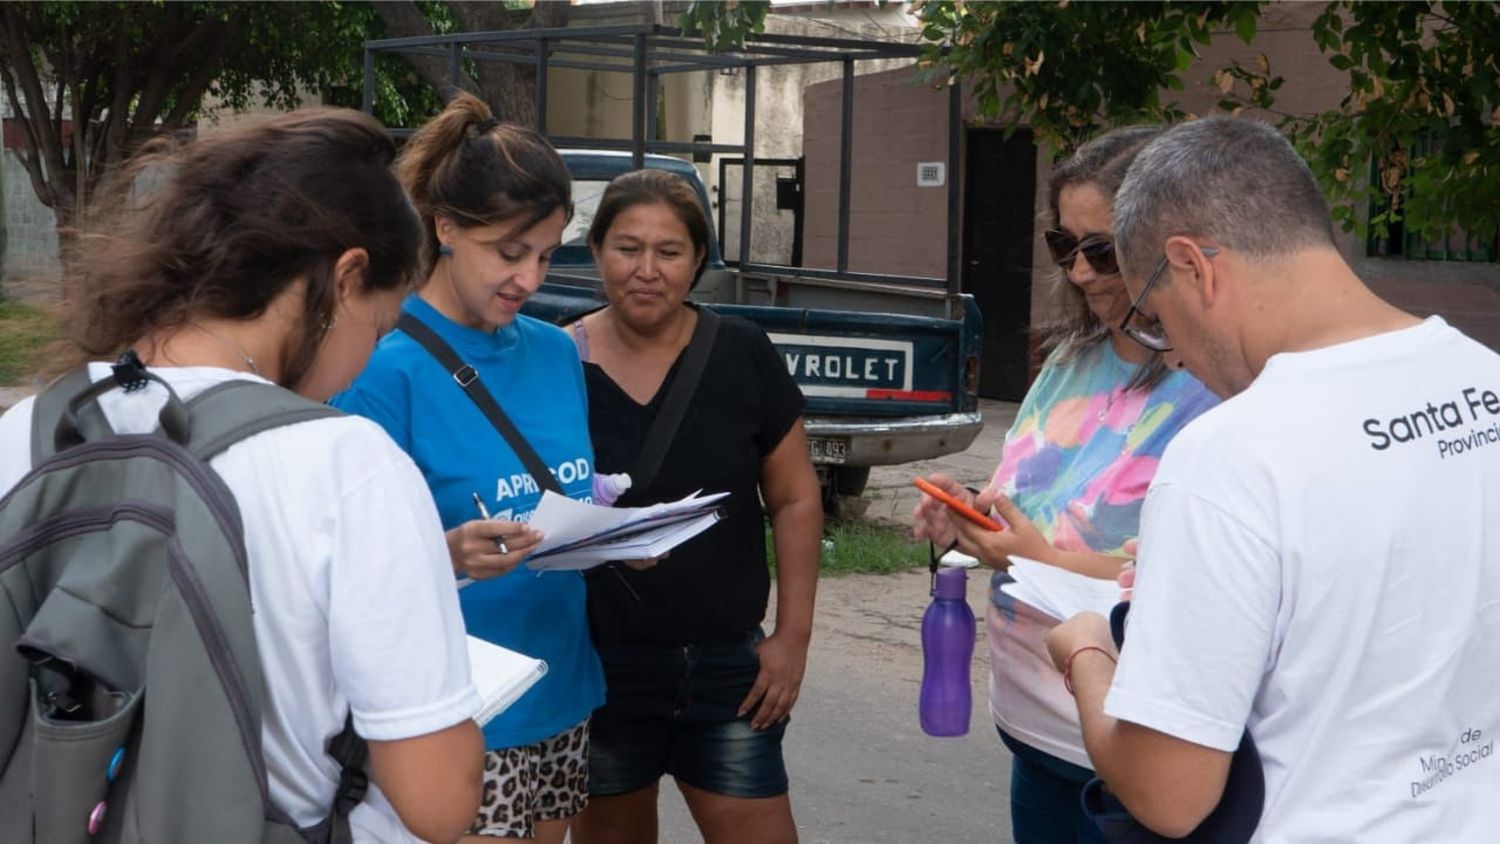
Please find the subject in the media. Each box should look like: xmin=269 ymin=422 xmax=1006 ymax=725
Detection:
xmin=568 ymin=169 xmax=822 ymax=844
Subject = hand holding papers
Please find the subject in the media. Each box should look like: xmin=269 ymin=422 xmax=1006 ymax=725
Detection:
xmin=522 ymin=489 xmax=728 ymax=571
xmin=467 ymin=635 xmax=546 ymax=726
xmin=998 ymin=555 xmax=1121 ymax=621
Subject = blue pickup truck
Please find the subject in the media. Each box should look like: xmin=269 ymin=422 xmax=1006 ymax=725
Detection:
xmin=523 ymin=151 xmax=984 ymax=506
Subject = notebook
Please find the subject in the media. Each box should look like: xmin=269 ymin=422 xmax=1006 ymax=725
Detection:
xmin=466 ymin=635 xmax=547 ymax=726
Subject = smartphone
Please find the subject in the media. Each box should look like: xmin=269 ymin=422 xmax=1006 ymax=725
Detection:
xmin=913 ymin=477 xmax=1005 ymax=532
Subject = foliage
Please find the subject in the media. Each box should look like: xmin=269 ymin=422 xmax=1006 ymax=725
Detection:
xmin=0 ymin=2 xmax=388 ymax=231
xmin=912 ymin=1 xmax=1264 ymax=153
xmin=768 ymin=521 xmax=928 ymax=578
xmin=1218 ymin=1 xmax=1500 ymax=243
xmin=0 ymin=299 xmax=60 ymax=385
xmin=0 ymin=1 xmax=564 ymax=270
xmin=680 ymin=1 xmax=771 ymax=51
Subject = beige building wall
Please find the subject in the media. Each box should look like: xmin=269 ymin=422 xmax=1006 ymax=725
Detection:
xmin=801 ymin=68 xmax=949 ymax=278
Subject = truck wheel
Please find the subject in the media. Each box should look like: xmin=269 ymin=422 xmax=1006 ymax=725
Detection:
xmin=832 ymin=466 xmax=870 ymax=497
xmin=820 ymin=466 xmax=871 ymax=519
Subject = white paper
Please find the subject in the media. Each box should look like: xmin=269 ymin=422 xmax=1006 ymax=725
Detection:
xmin=466 ymin=635 xmax=547 ymax=727
xmin=998 ymin=555 xmax=1122 ymax=621
xmin=521 ymin=490 xmax=729 ymax=571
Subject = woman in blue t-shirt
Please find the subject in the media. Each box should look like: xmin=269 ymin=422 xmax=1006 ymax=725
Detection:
xmin=332 ymin=92 xmax=603 ymax=844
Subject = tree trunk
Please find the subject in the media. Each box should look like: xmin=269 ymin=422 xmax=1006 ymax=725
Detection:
xmin=375 ymin=0 xmax=572 ymax=127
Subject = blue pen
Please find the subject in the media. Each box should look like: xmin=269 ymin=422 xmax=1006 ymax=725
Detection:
xmin=471 ymin=492 xmax=510 ymax=555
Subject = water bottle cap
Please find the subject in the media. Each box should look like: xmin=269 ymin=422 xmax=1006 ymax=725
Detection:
xmin=932 ymin=565 xmax=967 ymax=599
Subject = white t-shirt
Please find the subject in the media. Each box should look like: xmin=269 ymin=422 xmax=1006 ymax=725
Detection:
xmin=1107 ymin=318 xmax=1500 ymax=842
xmin=0 ymin=366 xmax=479 ymax=843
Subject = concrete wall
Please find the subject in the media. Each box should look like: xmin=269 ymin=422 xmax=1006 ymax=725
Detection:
xmin=1 ymin=147 xmax=61 ymax=298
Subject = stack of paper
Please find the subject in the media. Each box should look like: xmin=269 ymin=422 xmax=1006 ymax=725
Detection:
xmin=523 ymin=490 xmax=728 ymax=571
xmin=998 ymin=555 xmax=1122 ymax=621
xmin=466 ymin=635 xmax=547 ymax=726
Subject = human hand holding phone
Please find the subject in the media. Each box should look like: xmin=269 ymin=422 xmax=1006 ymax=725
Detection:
xmin=914 ymin=477 xmax=1005 ymax=532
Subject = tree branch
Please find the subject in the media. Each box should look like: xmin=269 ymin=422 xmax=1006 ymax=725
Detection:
xmin=0 ymin=5 xmax=66 ymax=208
xmin=375 ymin=1 xmax=477 ymax=98
xmin=129 ymin=7 xmax=198 ymax=142
xmin=0 ymin=63 xmax=53 ymax=209
xmin=103 ymin=6 xmax=140 ymax=166
xmin=160 ymin=12 xmax=244 ymax=131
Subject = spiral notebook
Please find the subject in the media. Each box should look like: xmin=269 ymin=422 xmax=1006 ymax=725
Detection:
xmin=466 ymin=635 xmax=547 ymax=726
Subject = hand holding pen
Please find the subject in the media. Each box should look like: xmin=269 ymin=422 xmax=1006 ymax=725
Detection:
xmin=443 ymin=492 xmax=545 ymax=580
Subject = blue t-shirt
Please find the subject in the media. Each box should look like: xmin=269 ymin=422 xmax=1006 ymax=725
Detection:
xmin=332 ymin=295 xmax=604 ymax=749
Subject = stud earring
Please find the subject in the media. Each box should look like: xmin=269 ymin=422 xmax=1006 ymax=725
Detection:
xmin=438 ymin=244 xmax=453 ymax=257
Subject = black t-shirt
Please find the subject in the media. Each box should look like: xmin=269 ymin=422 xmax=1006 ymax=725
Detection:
xmin=583 ymin=312 xmax=805 ymax=644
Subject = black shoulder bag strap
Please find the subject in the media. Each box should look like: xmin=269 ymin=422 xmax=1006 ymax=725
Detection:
xmin=627 ymin=306 xmax=720 ymax=496
xmin=396 ymin=312 xmax=561 ymax=495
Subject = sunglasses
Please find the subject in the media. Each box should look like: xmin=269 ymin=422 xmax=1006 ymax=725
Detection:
xmin=1043 ymin=229 xmax=1120 ymax=276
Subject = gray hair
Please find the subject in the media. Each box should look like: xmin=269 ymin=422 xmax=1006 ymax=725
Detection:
xmin=1113 ymin=117 xmax=1335 ymax=280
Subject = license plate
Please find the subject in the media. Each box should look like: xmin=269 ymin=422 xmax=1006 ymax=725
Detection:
xmin=808 ymin=437 xmax=848 ymax=464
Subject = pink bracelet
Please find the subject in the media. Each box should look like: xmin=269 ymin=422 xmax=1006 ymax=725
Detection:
xmin=1063 ymin=645 xmax=1118 ymax=695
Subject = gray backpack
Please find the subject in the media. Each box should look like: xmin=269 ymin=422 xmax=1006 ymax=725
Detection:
xmin=0 ymin=358 xmax=367 ymax=843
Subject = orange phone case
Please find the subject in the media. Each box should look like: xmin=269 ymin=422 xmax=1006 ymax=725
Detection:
xmin=913 ymin=477 xmax=1005 ymax=532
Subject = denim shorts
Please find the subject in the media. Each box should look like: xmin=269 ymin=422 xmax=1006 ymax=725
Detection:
xmin=588 ymin=628 xmax=789 ymax=799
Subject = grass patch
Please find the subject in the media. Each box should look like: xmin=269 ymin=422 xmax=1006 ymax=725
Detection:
xmin=768 ymin=519 xmax=928 ymax=577
xmin=0 ymin=299 xmax=60 ymax=384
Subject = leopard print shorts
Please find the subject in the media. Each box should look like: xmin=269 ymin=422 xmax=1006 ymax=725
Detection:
xmin=466 ymin=719 xmax=590 ymax=839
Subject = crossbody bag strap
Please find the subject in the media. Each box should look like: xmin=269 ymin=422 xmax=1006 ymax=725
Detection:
xmin=629 ymin=306 xmax=721 ymax=494
xmin=396 ymin=312 xmax=562 ymax=495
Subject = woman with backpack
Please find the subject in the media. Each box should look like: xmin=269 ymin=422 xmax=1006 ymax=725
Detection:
xmin=0 ymin=110 xmax=483 ymax=841
xmin=331 ymin=93 xmax=603 ymax=843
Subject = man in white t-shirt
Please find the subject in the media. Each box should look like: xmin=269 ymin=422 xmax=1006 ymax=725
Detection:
xmin=1045 ymin=116 xmax=1500 ymax=842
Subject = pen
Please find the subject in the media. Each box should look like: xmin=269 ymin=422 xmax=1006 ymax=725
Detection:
xmin=471 ymin=492 xmax=510 ymax=555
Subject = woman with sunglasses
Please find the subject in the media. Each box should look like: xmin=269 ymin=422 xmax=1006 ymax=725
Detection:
xmin=913 ymin=126 xmax=1218 ymax=844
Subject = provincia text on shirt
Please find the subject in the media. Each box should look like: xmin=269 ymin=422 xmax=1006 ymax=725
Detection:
xmin=1361 ymin=385 xmax=1500 ymax=458
xmin=490 ymin=457 xmax=593 ymax=521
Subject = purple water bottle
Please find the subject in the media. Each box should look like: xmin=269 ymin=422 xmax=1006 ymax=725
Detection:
xmin=919 ymin=565 xmax=976 ymax=736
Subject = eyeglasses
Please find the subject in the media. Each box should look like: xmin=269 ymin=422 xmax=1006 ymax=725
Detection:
xmin=1119 ymin=246 xmax=1219 ymax=353
xmin=1043 ymin=229 xmax=1119 ymax=276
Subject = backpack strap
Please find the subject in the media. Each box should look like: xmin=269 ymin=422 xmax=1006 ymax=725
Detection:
xmin=32 ymin=354 xmax=195 ymax=461
xmin=396 ymin=312 xmax=562 ymax=495
xmin=627 ymin=306 xmax=720 ymax=496
xmin=182 ymin=380 xmax=343 ymax=461
xmin=183 ymin=381 xmax=370 ymax=844
xmin=323 ymin=714 xmax=368 ymax=844
xmin=30 ymin=368 xmax=97 ymax=464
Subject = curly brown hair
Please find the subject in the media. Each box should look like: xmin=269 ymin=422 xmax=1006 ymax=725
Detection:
xmin=52 ymin=108 xmax=420 ymax=385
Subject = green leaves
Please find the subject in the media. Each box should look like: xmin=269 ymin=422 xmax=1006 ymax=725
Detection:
xmin=915 ymin=1 xmax=1268 ymax=154
xmin=1222 ymin=1 xmax=1499 ymax=245
xmin=680 ymin=1 xmax=769 ymax=52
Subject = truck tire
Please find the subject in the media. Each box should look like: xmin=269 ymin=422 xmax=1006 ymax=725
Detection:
xmin=832 ymin=466 xmax=870 ymax=497
xmin=820 ymin=466 xmax=871 ymax=519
